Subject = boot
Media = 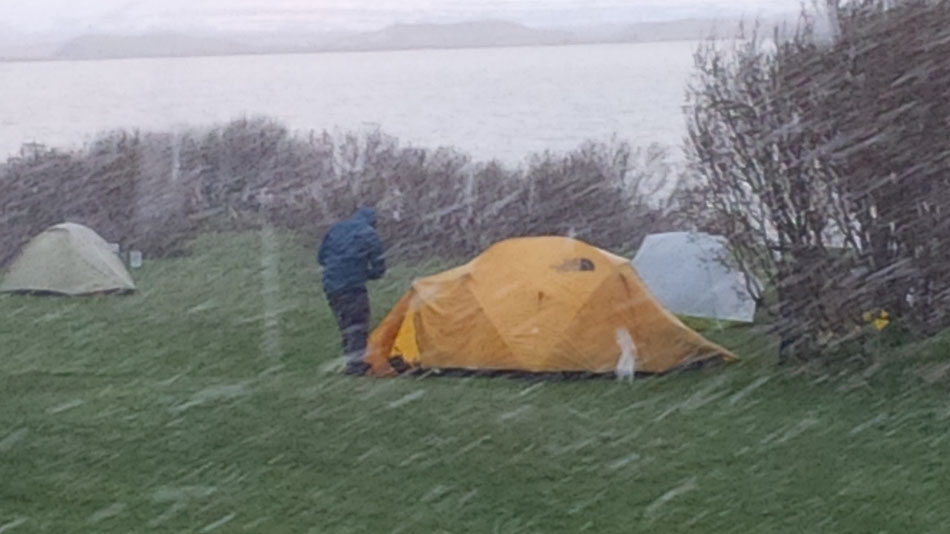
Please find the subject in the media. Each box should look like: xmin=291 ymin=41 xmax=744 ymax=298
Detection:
xmin=343 ymin=360 xmax=370 ymax=376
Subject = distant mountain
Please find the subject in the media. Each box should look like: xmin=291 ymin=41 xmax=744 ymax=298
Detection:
xmin=53 ymin=20 xmax=573 ymax=60
xmin=0 ymin=27 xmax=62 ymax=60
xmin=565 ymin=16 xmax=794 ymax=44
xmin=38 ymin=16 xmax=797 ymax=62
xmin=336 ymin=20 xmax=574 ymax=51
xmin=615 ymin=16 xmax=795 ymax=42
xmin=617 ymin=18 xmax=745 ymax=42
xmin=54 ymin=32 xmax=253 ymax=60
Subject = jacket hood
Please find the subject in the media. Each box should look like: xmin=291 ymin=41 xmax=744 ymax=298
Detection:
xmin=354 ymin=207 xmax=377 ymax=227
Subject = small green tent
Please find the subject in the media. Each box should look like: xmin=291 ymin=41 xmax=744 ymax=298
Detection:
xmin=1 ymin=223 xmax=135 ymax=296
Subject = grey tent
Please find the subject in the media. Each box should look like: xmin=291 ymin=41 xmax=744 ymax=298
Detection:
xmin=1 ymin=223 xmax=135 ymax=295
xmin=632 ymin=232 xmax=757 ymax=323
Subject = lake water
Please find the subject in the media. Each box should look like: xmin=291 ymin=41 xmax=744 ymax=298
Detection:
xmin=0 ymin=41 xmax=699 ymax=165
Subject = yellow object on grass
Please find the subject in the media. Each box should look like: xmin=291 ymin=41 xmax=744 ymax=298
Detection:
xmin=863 ymin=310 xmax=891 ymax=331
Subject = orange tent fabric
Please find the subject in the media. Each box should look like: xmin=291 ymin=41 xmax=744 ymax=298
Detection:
xmin=364 ymin=237 xmax=737 ymax=376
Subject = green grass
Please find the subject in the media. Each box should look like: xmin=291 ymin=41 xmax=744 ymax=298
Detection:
xmin=2 ymin=231 xmax=949 ymax=533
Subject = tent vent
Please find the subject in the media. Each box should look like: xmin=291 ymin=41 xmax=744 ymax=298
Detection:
xmin=554 ymin=258 xmax=595 ymax=272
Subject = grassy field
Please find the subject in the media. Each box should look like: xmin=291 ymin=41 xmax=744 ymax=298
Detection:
xmin=2 ymin=231 xmax=949 ymax=533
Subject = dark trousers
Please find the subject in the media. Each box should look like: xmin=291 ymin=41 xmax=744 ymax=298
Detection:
xmin=326 ymin=286 xmax=371 ymax=363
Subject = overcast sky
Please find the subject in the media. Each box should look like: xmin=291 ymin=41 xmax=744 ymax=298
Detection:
xmin=0 ymin=0 xmax=796 ymax=35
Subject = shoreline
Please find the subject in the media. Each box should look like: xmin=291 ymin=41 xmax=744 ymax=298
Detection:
xmin=0 ymin=37 xmax=712 ymax=65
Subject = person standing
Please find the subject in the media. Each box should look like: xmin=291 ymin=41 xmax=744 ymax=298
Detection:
xmin=317 ymin=207 xmax=386 ymax=375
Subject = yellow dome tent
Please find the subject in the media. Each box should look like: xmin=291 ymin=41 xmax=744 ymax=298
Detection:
xmin=364 ymin=237 xmax=736 ymax=377
xmin=1 ymin=223 xmax=135 ymax=296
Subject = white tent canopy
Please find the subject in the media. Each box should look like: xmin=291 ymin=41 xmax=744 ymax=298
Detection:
xmin=632 ymin=232 xmax=758 ymax=323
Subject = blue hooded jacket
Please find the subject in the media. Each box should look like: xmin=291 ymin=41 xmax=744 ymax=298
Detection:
xmin=317 ymin=207 xmax=386 ymax=294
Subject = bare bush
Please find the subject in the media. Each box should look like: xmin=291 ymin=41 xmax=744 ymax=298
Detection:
xmin=684 ymin=0 xmax=950 ymax=360
xmin=0 ymin=132 xmax=142 ymax=264
xmin=1 ymin=118 xmax=678 ymax=269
